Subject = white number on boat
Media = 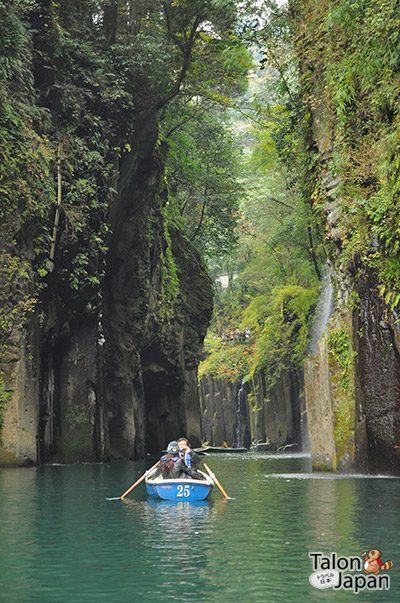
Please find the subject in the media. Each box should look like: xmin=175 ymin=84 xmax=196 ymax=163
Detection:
xmin=177 ymin=485 xmax=191 ymax=497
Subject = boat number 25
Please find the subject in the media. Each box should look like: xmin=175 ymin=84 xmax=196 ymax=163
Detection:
xmin=177 ymin=484 xmax=191 ymax=497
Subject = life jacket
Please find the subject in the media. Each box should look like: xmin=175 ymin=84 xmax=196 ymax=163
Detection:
xmin=161 ymin=454 xmax=179 ymax=462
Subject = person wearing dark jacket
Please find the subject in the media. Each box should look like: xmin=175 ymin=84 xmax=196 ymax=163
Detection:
xmin=156 ymin=441 xmax=203 ymax=480
xmin=177 ymin=437 xmax=202 ymax=468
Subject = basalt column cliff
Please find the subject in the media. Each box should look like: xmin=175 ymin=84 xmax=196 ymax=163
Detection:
xmin=0 ymin=3 xmax=214 ymax=465
xmin=292 ymin=0 xmax=400 ymax=473
xmin=103 ymin=115 xmax=213 ymax=459
xmin=1 ymin=110 xmax=213 ymax=466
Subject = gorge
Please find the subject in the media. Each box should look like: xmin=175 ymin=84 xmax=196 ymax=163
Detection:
xmin=1 ymin=0 xmax=400 ymax=477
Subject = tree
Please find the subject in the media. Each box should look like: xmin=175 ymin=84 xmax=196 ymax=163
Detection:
xmin=200 ymin=2 xmax=324 ymax=385
xmin=164 ymin=108 xmax=245 ymax=258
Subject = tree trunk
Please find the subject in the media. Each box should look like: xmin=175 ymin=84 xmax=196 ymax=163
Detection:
xmin=103 ymin=0 xmax=118 ymax=46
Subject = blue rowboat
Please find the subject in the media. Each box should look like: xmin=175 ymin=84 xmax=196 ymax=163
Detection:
xmin=145 ymin=469 xmax=214 ymax=501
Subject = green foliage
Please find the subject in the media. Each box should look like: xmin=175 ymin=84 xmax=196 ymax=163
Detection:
xmin=201 ymin=282 xmax=319 ymax=385
xmin=0 ymin=378 xmax=12 ymax=437
xmin=159 ymin=221 xmax=181 ymax=325
xmin=0 ymin=2 xmax=53 ymax=222
xmin=249 ymin=284 xmax=319 ymax=384
xmin=0 ymin=0 xmax=252 ymax=322
xmin=327 ymin=327 xmax=355 ymax=392
xmin=199 ymin=8 xmax=324 ymax=387
xmin=294 ymin=0 xmax=400 ymax=303
xmin=164 ymin=108 xmax=244 ymax=258
xmin=64 ymin=405 xmax=89 ymax=429
xmin=333 ymin=396 xmax=354 ymax=462
xmin=0 ymin=118 xmax=53 ymax=219
xmin=0 ymin=254 xmax=36 ymax=349
xmin=199 ymin=335 xmax=252 ymax=381
xmin=325 ymin=320 xmax=356 ymax=463
xmin=0 ymin=1 xmax=115 ymax=313
xmin=158 ymin=17 xmax=252 ymax=261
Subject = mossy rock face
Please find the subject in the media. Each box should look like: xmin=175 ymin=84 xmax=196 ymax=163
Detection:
xmin=57 ymin=426 xmax=93 ymax=464
xmin=325 ymin=313 xmax=356 ymax=470
xmin=294 ymin=0 xmax=400 ymax=474
xmin=312 ymin=461 xmax=328 ymax=472
xmin=57 ymin=402 xmax=94 ymax=463
xmin=0 ymin=447 xmax=21 ymax=466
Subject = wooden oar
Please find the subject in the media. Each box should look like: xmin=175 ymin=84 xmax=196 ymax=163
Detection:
xmin=203 ymin=462 xmax=229 ymax=499
xmin=120 ymin=460 xmax=160 ymax=499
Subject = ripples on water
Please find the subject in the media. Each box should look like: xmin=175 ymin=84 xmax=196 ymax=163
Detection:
xmin=1 ymin=453 xmax=399 ymax=602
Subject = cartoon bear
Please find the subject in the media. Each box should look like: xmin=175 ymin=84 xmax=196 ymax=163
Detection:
xmin=363 ymin=549 xmax=393 ymax=575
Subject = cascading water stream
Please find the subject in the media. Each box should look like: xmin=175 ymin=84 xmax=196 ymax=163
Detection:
xmin=309 ymin=269 xmax=334 ymax=357
xmin=302 ymin=268 xmax=335 ymax=452
xmin=235 ymin=379 xmax=247 ymax=448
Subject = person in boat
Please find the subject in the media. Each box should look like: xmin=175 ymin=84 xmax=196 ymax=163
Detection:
xmin=177 ymin=437 xmax=202 ymax=468
xmin=156 ymin=441 xmax=203 ymax=480
xmin=221 ymin=441 xmax=229 ymax=448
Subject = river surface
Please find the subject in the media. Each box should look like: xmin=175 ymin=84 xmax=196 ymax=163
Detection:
xmin=0 ymin=452 xmax=399 ymax=602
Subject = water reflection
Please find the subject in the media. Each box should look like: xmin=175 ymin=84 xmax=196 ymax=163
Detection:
xmin=0 ymin=456 xmax=399 ymax=602
xmin=145 ymin=498 xmax=210 ymax=511
xmin=268 ymin=472 xmax=397 ymax=479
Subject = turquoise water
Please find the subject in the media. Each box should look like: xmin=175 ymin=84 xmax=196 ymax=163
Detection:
xmin=0 ymin=453 xmax=399 ymax=602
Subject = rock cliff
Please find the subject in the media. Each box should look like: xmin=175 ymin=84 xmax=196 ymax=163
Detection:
xmin=199 ymin=369 xmax=304 ymax=450
xmin=0 ymin=112 xmax=213 ymax=465
xmin=293 ymin=0 xmax=400 ymax=473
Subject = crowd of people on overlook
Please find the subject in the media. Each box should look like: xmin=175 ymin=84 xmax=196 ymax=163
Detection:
xmin=221 ymin=328 xmax=251 ymax=343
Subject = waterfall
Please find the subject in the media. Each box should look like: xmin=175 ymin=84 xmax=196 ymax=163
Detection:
xmin=236 ymin=379 xmax=247 ymax=448
xmin=303 ymin=268 xmax=334 ymax=453
xmin=309 ymin=269 xmax=334 ymax=357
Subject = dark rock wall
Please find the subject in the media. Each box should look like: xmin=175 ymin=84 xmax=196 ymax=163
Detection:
xmin=1 ymin=113 xmax=213 ymax=465
xmin=199 ymin=377 xmax=244 ymax=446
xmin=199 ymin=369 xmax=303 ymax=450
xmin=0 ymin=225 xmax=40 ymax=465
xmin=305 ymin=310 xmax=356 ymax=473
xmin=294 ymin=0 xmax=400 ymax=474
xmin=102 ymin=114 xmax=163 ymax=460
xmin=354 ymin=274 xmax=400 ymax=473
xmin=139 ymin=230 xmax=214 ymax=455
xmin=305 ymin=272 xmax=400 ymax=474
xmin=102 ymin=114 xmax=213 ymax=458
xmin=39 ymin=312 xmax=107 ymax=464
